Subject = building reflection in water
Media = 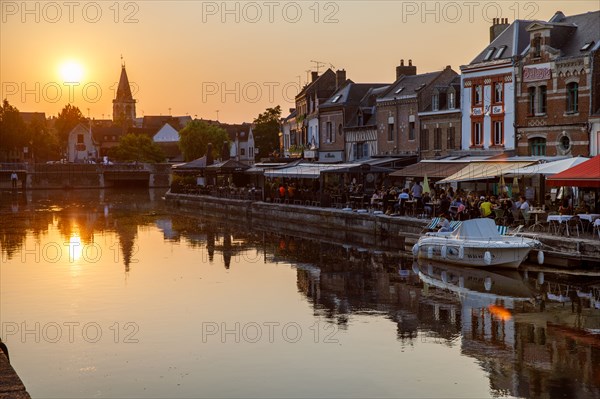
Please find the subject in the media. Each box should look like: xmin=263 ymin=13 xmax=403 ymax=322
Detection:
xmin=2 ymin=189 xmax=600 ymax=398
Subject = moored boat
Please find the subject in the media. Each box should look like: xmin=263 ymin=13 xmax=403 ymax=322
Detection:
xmin=412 ymin=218 xmax=542 ymax=269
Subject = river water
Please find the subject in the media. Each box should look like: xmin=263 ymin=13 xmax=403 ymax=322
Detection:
xmin=1 ymin=189 xmax=599 ymax=398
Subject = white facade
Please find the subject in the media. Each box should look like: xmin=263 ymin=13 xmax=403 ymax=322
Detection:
xmin=153 ymin=123 xmax=179 ymax=142
xmin=230 ymin=128 xmax=256 ymax=164
xmin=461 ymin=63 xmax=516 ymax=151
xmin=67 ymin=124 xmax=98 ymax=162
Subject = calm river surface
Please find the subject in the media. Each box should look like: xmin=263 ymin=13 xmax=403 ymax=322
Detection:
xmin=1 ymin=189 xmax=600 ymax=398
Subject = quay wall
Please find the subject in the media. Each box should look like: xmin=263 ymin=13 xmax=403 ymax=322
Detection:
xmin=0 ymin=352 xmax=30 ymax=398
xmin=166 ymin=192 xmax=600 ymax=268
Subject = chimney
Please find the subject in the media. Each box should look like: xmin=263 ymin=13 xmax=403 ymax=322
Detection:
xmin=311 ymin=71 xmax=319 ymax=82
xmin=396 ymin=59 xmax=417 ymax=79
xmin=490 ymin=17 xmax=510 ymax=43
xmin=336 ymin=69 xmax=346 ymax=88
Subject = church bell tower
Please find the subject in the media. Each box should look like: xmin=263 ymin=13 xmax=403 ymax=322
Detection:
xmin=112 ymin=57 xmax=136 ymax=127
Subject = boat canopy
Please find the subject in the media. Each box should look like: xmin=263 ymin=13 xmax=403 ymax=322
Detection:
xmin=450 ymin=218 xmax=502 ymax=240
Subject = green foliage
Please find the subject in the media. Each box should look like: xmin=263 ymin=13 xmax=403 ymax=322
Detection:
xmin=27 ymin=116 xmax=59 ymax=162
xmin=108 ymin=133 xmax=165 ymax=163
xmin=253 ymin=105 xmax=282 ymax=157
xmin=178 ymin=120 xmax=229 ymax=161
xmin=0 ymin=99 xmax=26 ymax=161
xmin=55 ymin=104 xmax=85 ymax=149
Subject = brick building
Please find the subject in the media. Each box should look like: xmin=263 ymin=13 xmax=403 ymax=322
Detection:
xmin=514 ymin=11 xmax=600 ymax=157
xmin=376 ymin=61 xmax=458 ymax=157
xmin=318 ymin=82 xmax=387 ymax=162
xmin=417 ymin=76 xmax=461 ymax=159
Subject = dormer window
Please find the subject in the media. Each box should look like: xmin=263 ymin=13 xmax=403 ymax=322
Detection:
xmin=448 ymin=91 xmax=455 ymax=109
xmin=432 ymin=93 xmax=439 ymax=111
xmin=580 ymin=41 xmax=595 ymax=51
xmin=532 ymin=37 xmax=541 ymax=58
xmin=483 ymin=47 xmax=495 ymax=61
xmin=494 ymin=46 xmax=507 ymax=59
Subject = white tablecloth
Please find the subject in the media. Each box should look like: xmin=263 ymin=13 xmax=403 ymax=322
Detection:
xmin=578 ymin=214 xmax=600 ymax=223
xmin=547 ymin=215 xmax=572 ymax=223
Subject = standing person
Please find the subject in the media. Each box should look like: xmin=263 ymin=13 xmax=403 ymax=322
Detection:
xmin=10 ymin=171 xmax=18 ymax=189
xmin=479 ymin=197 xmax=494 ymax=218
xmin=411 ymin=181 xmax=423 ymax=205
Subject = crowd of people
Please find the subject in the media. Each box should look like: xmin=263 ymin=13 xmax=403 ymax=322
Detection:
xmin=369 ymin=181 xmax=536 ymax=226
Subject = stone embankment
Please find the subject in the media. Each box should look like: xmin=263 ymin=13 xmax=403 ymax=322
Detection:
xmin=0 ymin=351 xmax=30 ymax=399
xmin=165 ymin=192 xmax=600 ymax=268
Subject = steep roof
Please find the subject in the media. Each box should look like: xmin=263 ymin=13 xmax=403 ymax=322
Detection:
xmin=320 ymin=83 xmax=387 ymax=109
xmin=535 ymin=11 xmax=600 ymax=57
xmin=115 ymin=66 xmax=134 ymax=101
xmin=378 ymin=71 xmax=444 ymax=102
xmin=91 ymin=126 xmax=125 ymax=143
xmin=468 ymin=19 xmax=536 ymax=65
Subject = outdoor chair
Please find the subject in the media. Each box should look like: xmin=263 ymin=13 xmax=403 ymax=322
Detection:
xmin=494 ymin=209 xmax=505 ymax=225
xmin=497 ymin=225 xmax=509 ymax=235
xmin=565 ymin=216 xmax=584 ymax=237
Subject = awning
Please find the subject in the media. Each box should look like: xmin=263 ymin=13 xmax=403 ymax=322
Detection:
xmin=546 ymin=155 xmax=600 ymax=188
xmin=504 ymin=156 xmax=590 ymax=177
xmin=264 ymin=163 xmax=344 ymax=179
xmin=204 ymin=159 xmax=250 ymax=173
xmin=437 ymin=161 xmax=535 ymax=184
xmin=390 ymin=161 xmax=471 ymax=179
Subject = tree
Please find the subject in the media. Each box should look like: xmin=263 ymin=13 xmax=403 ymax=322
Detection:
xmin=54 ymin=104 xmax=85 ymax=150
xmin=27 ymin=116 xmax=59 ymax=162
xmin=0 ymin=99 xmax=26 ymax=162
xmin=178 ymin=120 xmax=229 ymax=161
xmin=108 ymin=134 xmax=165 ymax=163
xmin=253 ymin=106 xmax=282 ymax=158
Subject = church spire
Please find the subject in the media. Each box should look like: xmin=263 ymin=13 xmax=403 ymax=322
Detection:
xmin=113 ymin=58 xmax=136 ymax=126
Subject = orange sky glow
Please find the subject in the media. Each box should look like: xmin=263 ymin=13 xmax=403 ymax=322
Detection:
xmin=2 ymin=1 xmax=598 ymax=123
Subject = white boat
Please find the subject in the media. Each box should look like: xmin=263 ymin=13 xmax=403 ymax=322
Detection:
xmin=412 ymin=218 xmax=543 ymax=269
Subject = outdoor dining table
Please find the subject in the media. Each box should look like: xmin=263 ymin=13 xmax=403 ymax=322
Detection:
xmin=547 ymin=214 xmax=573 ymax=236
xmin=577 ymin=214 xmax=600 ymax=223
xmin=594 ymin=218 xmax=600 ymax=239
xmin=527 ymin=209 xmax=547 ymax=231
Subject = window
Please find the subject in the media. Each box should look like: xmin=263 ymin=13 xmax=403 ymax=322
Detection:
xmin=483 ymin=47 xmax=495 ymax=61
xmin=494 ymin=45 xmax=507 ymax=59
xmin=529 ymin=137 xmax=546 ymax=156
xmin=447 ymin=127 xmax=455 ymax=149
xmin=532 ymin=37 xmax=541 ymax=58
xmin=581 ymin=41 xmax=595 ymax=51
xmin=394 ymin=87 xmax=404 ymax=95
xmin=538 ymin=85 xmax=547 ymax=114
xmin=559 ymin=136 xmax=571 ymax=152
xmin=471 ymin=121 xmax=482 ymax=147
xmin=432 ymin=94 xmax=439 ymax=111
xmin=77 ymin=134 xmax=84 ymax=144
xmin=493 ymin=120 xmax=504 ymax=146
xmin=387 ymin=122 xmax=394 ymax=141
xmin=528 ymin=87 xmax=536 ymax=115
xmin=473 ymin=85 xmax=482 ymax=105
xmin=354 ymin=143 xmax=368 ymax=159
xmin=338 ymin=124 xmax=343 ymax=136
xmin=420 ymin=129 xmax=429 ymax=151
xmin=494 ymin=82 xmax=503 ymax=103
xmin=408 ymin=122 xmax=415 ymax=140
xmin=326 ymin=122 xmax=333 ymax=143
xmin=249 ymin=147 xmax=254 ymax=157
xmin=331 ymin=95 xmax=341 ymax=103
xmin=357 ymin=113 xmax=363 ymax=126
xmin=434 ymin=128 xmax=442 ymax=150
xmin=566 ymin=82 xmax=579 ymax=113
xmin=240 ymin=148 xmax=245 ymax=156
xmin=448 ymin=91 xmax=455 ymax=109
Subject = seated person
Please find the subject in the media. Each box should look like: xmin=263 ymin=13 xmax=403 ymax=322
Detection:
xmin=394 ymin=189 xmax=410 ymax=214
xmin=479 ymin=197 xmax=494 ymax=218
xmin=437 ymin=213 xmax=452 ymax=232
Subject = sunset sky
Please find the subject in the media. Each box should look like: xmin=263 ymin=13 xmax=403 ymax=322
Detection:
xmin=2 ymin=1 xmax=598 ymax=123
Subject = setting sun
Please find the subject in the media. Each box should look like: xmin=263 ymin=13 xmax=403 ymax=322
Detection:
xmin=59 ymin=61 xmax=84 ymax=83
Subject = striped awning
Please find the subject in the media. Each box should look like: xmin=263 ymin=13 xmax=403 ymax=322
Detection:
xmin=437 ymin=161 xmax=536 ymax=184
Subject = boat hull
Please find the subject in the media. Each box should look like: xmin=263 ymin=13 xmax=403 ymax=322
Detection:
xmin=415 ymin=237 xmax=534 ymax=269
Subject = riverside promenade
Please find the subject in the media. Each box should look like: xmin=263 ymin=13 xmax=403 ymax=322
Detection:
xmin=0 ymin=351 xmax=30 ymax=399
xmin=165 ymin=192 xmax=600 ymax=268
